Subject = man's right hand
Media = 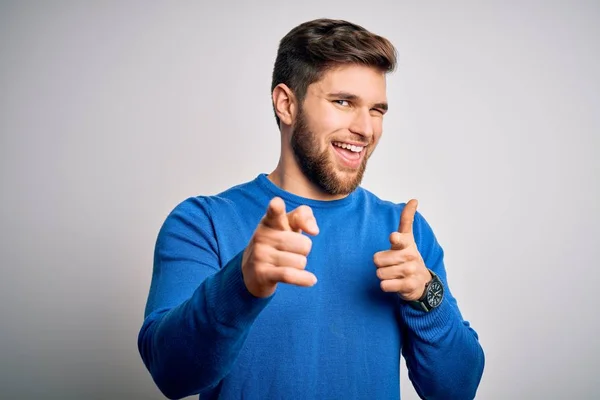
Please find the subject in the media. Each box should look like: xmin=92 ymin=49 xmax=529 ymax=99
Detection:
xmin=242 ymin=197 xmax=319 ymax=298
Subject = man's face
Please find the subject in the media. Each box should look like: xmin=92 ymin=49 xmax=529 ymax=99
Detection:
xmin=291 ymin=64 xmax=388 ymax=195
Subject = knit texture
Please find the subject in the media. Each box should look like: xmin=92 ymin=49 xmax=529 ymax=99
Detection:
xmin=138 ymin=174 xmax=484 ymax=399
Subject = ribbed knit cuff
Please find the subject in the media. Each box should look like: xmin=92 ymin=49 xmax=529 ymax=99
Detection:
xmin=400 ymin=296 xmax=457 ymax=343
xmin=204 ymin=250 xmax=273 ymax=329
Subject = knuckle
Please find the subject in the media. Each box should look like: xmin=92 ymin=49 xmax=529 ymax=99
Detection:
xmin=404 ymin=280 xmax=418 ymax=294
xmin=280 ymin=268 xmax=294 ymax=283
xmin=253 ymin=267 xmax=268 ymax=284
xmin=395 ymin=250 xmax=407 ymax=263
xmin=392 ymin=255 xmax=403 ymax=266
xmin=251 ymin=236 xmax=264 ymax=249
xmin=405 ymin=262 xmax=418 ymax=275
xmin=252 ymin=243 xmax=269 ymax=261
xmin=405 ymin=251 xmax=418 ymax=262
xmin=273 ymin=232 xmax=286 ymax=249
xmin=253 ymin=227 xmax=271 ymax=243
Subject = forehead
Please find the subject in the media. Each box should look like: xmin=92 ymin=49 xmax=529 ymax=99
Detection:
xmin=309 ymin=64 xmax=387 ymax=101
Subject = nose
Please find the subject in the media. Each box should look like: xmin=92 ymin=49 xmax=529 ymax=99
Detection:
xmin=349 ymin=108 xmax=374 ymax=139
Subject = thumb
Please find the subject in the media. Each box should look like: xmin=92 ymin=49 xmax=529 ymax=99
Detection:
xmin=398 ymin=199 xmax=418 ymax=234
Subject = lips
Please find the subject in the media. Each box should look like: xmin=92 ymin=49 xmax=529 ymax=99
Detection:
xmin=331 ymin=142 xmax=365 ymax=169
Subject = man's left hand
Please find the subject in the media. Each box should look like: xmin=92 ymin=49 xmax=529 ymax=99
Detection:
xmin=373 ymin=199 xmax=432 ymax=301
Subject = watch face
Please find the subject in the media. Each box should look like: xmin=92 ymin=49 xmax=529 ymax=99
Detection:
xmin=426 ymin=279 xmax=444 ymax=308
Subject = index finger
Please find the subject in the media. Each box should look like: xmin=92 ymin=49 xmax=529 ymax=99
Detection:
xmin=288 ymin=205 xmax=319 ymax=236
xmin=398 ymin=199 xmax=418 ymax=234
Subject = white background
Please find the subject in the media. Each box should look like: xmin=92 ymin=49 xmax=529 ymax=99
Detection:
xmin=1 ymin=1 xmax=598 ymax=399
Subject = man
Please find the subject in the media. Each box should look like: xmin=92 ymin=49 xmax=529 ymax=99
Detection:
xmin=138 ymin=18 xmax=485 ymax=400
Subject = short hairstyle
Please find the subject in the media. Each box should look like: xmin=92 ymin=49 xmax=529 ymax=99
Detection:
xmin=271 ymin=18 xmax=397 ymax=127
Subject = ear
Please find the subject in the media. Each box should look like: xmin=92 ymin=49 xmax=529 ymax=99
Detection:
xmin=272 ymin=83 xmax=297 ymax=127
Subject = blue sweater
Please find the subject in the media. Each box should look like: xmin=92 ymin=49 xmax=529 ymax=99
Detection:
xmin=138 ymin=174 xmax=484 ymax=399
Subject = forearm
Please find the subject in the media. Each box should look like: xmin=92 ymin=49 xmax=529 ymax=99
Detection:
xmin=401 ymin=298 xmax=485 ymax=400
xmin=137 ymin=251 xmax=272 ymax=399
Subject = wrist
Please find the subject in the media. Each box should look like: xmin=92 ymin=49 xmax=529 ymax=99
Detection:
xmin=407 ymin=269 xmax=444 ymax=312
xmin=416 ymin=268 xmax=434 ymax=299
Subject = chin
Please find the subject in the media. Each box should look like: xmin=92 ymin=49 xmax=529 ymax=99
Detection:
xmin=320 ymin=165 xmax=366 ymax=195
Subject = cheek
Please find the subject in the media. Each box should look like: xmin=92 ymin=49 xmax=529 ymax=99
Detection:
xmin=307 ymin=111 xmax=346 ymax=144
xmin=316 ymin=109 xmax=345 ymax=132
xmin=372 ymin=119 xmax=384 ymax=141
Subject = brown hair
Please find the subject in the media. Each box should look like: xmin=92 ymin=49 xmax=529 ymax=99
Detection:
xmin=271 ymin=18 xmax=397 ymax=127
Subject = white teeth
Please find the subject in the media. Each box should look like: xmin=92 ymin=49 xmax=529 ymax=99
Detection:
xmin=333 ymin=142 xmax=364 ymax=153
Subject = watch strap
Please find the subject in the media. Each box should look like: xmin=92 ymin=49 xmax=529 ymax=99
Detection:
xmin=408 ymin=269 xmax=442 ymax=312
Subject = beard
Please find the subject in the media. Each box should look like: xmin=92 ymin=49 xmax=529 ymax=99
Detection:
xmin=290 ymin=107 xmax=372 ymax=196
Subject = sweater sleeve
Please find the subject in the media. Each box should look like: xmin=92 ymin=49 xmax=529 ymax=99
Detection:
xmin=400 ymin=210 xmax=485 ymax=400
xmin=137 ymin=198 xmax=272 ymax=399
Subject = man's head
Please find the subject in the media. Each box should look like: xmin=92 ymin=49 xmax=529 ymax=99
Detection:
xmin=271 ymin=19 xmax=397 ymax=196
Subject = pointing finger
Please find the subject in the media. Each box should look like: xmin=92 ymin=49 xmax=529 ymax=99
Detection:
xmin=288 ymin=205 xmax=319 ymax=235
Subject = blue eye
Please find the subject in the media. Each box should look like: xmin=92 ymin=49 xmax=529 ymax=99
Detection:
xmin=334 ymin=100 xmax=350 ymax=106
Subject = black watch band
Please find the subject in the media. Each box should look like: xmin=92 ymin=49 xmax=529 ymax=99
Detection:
xmin=408 ymin=269 xmax=444 ymax=312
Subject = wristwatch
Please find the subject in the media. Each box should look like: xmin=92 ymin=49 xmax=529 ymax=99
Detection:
xmin=409 ymin=269 xmax=444 ymax=312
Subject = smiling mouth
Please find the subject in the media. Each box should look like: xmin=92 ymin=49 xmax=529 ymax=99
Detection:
xmin=332 ymin=141 xmax=365 ymax=154
xmin=331 ymin=141 xmax=367 ymax=167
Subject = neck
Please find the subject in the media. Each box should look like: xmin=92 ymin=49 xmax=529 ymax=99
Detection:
xmin=269 ymin=127 xmax=349 ymax=201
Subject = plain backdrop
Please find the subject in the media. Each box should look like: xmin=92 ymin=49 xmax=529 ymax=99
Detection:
xmin=1 ymin=1 xmax=599 ymax=399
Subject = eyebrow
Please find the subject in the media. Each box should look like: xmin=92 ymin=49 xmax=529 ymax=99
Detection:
xmin=327 ymin=91 xmax=388 ymax=111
